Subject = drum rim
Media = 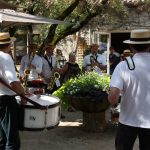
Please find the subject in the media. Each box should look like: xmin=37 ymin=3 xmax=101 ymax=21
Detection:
xmin=23 ymin=122 xmax=59 ymax=131
xmin=22 ymin=101 xmax=60 ymax=109
xmin=16 ymin=94 xmax=61 ymax=109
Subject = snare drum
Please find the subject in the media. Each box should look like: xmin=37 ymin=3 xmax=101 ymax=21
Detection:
xmin=16 ymin=95 xmax=61 ymax=131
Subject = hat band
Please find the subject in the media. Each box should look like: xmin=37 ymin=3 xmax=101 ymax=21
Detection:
xmin=130 ymin=37 xmax=150 ymax=42
xmin=0 ymin=38 xmax=11 ymax=42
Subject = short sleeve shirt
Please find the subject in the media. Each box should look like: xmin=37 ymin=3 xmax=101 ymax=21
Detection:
xmin=19 ymin=54 xmax=43 ymax=80
xmin=110 ymin=53 xmax=150 ymax=128
xmin=82 ymin=53 xmax=106 ymax=71
xmin=0 ymin=51 xmax=18 ymax=95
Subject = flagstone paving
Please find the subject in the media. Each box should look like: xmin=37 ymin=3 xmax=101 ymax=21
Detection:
xmin=20 ymin=109 xmax=139 ymax=150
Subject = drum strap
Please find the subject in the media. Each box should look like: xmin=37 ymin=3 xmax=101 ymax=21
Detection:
xmin=0 ymin=78 xmax=42 ymax=108
xmin=44 ymin=55 xmax=53 ymax=70
xmin=125 ymin=56 xmax=135 ymax=70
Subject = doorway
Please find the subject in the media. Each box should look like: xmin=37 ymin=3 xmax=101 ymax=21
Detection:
xmin=111 ymin=32 xmax=130 ymax=54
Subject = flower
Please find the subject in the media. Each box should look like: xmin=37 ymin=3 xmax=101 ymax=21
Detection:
xmin=52 ymin=71 xmax=110 ymax=109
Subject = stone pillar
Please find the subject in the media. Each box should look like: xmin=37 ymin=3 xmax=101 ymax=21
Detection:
xmin=82 ymin=111 xmax=106 ymax=132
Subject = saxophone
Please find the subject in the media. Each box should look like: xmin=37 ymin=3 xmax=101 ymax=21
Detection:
xmin=24 ymin=52 xmax=34 ymax=89
xmin=47 ymin=72 xmax=60 ymax=90
xmin=47 ymin=58 xmax=60 ymax=90
xmin=90 ymin=55 xmax=96 ymax=71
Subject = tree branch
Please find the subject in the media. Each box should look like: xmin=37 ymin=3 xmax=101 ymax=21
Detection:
xmin=44 ymin=0 xmax=80 ymax=45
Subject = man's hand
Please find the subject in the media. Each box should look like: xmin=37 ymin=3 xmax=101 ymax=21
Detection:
xmin=20 ymin=97 xmax=27 ymax=105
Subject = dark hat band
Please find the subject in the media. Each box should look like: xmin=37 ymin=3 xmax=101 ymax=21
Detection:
xmin=0 ymin=38 xmax=11 ymax=42
xmin=130 ymin=37 xmax=150 ymax=42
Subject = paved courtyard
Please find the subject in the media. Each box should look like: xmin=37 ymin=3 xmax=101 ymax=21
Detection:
xmin=20 ymin=109 xmax=139 ymax=150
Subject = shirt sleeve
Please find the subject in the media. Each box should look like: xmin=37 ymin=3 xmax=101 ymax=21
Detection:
xmin=110 ymin=62 xmax=124 ymax=91
xmin=82 ymin=56 xmax=88 ymax=67
xmin=97 ymin=55 xmax=107 ymax=65
xmin=4 ymin=54 xmax=19 ymax=83
xmin=35 ymin=56 xmax=43 ymax=74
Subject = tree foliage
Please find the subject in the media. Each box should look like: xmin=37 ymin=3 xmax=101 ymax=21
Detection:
xmin=7 ymin=0 xmax=150 ymax=53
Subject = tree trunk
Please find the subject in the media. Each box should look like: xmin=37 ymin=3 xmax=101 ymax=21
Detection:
xmin=82 ymin=111 xmax=106 ymax=132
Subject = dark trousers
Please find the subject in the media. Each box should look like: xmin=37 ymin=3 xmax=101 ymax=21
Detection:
xmin=116 ymin=123 xmax=150 ymax=150
xmin=0 ymin=95 xmax=20 ymax=150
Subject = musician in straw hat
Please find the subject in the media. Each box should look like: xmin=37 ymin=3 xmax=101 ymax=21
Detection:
xmin=40 ymin=44 xmax=61 ymax=94
xmin=108 ymin=29 xmax=150 ymax=150
xmin=82 ymin=43 xmax=107 ymax=74
xmin=19 ymin=43 xmax=43 ymax=88
xmin=0 ymin=32 xmax=26 ymax=150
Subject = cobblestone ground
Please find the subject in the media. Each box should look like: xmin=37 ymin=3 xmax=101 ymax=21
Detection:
xmin=20 ymin=109 xmax=139 ymax=150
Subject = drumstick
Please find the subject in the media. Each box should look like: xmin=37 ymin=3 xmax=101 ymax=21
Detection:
xmin=0 ymin=78 xmax=43 ymax=108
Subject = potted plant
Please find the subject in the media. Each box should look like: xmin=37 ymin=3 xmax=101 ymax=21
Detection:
xmin=53 ymin=71 xmax=110 ymax=112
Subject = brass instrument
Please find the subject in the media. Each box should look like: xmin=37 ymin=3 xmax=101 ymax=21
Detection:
xmin=90 ymin=55 xmax=97 ymax=71
xmin=47 ymin=72 xmax=60 ymax=90
xmin=24 ymin=52 xmax=34 ymax=89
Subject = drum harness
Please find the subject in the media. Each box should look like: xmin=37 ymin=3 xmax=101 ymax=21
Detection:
xmin=125 ymin=56 xmax=135 ymax=70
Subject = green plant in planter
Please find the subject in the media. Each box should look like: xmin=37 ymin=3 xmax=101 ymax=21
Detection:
xmin=52 ymin=71 xmax=110 ymax=111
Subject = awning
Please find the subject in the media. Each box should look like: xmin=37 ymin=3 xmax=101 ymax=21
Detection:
xmin=0 ymin=9 xmax=68 ymax=28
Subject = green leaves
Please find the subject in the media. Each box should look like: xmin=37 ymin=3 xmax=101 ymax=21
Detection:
xmin=52 ymin=71 xmax=110 ymax=109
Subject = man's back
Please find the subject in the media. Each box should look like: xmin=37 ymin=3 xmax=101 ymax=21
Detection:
xmin=110 ymin=52 xmax=150 ymax=128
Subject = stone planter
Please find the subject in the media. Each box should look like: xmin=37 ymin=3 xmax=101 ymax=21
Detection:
xmin=68 ymin=92 xmax=109 ymax=132
xmin=70 ymin=91 xmax=109 ymax=113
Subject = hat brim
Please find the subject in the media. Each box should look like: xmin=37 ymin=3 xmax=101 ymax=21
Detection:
xmin=0 ymin=37 xmax=16 ymax=45
xmin=123 ymin=40 xmax=150 ymax=44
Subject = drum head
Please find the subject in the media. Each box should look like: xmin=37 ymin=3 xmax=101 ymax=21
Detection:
xmin=16 ymin=95 xmax=60 ymax=107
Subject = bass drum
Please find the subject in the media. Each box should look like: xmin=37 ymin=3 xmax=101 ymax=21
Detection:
xmin=16 ymin=95 xmax=61 ymax=131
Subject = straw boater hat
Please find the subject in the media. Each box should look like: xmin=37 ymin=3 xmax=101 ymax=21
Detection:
xmin=123 ymin=49 xmax=131 ymax=53
xmin=0 ymin=32 xmax=16 ymax=44
xmin=123 ymin=29 xmax=150 ymax=44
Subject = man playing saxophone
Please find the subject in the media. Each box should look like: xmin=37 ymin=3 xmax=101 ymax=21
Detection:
xmin=19 ymin=43 xmax=43 ymax=88
xmin=40 ymin=44 xmax=61 ymax=94
xmin=82 ymin=43 xmax=107 ymax=74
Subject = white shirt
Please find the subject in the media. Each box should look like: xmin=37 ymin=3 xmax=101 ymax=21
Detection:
xmin=0 ymin=51 xmax=18 ymax=95
xmin=42 ymin=55 xmax=58 ymax=79
xmin=110 ymin=53 xmax=150 ymax=128
xmin=19 ymin=54 xmax=43 ymax=80
xmin=82 ymin=53 xmax=107 ymax=73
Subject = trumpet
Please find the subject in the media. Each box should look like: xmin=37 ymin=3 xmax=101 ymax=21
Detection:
xmin=47 ymin=72 xmax=60 ymax=90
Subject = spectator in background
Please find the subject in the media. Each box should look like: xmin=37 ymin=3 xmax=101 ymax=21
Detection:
xmin=59 ymin=52 xmax=81 ymax=84
xmin=55 ymin=48 xmax=66 ymax=68
xmin=109 ymin=46 xmax=120 ymax=75
xmin=59 ymin=52 xmax=81 ymax=112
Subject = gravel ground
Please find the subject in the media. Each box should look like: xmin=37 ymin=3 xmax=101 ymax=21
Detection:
xmin=20 ymin=109 xmax=139 ymax=150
